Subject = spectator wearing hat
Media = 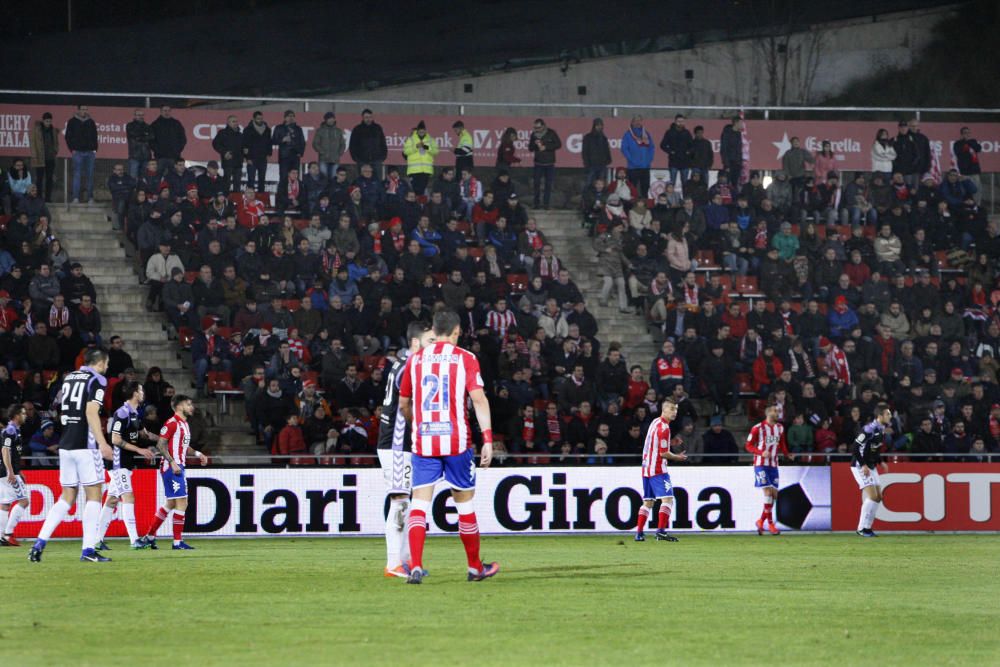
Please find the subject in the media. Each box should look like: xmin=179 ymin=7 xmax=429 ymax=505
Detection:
xmin=29 ymin=419 xmax=59 ymax=466
xmin=150 ymin=105 xmax=187 ymax=173
xmin=271 ymin=110 xmax=306 ymax=184
xmin=30 ymin=112 xmax=60 ymax=201
xmin=64 ymin=105 xmax=98 ymax=204
xmin=162 ymin=266 xmax=197 ymax=329
xmin=579 ymin=118 xmax=611 ymax=193
xmin=403 ymin=121 xmax=438 ymax=196
xmin=192 ymin=316 xmax=231 ymax=397
xmin=211 ymin=115 xmax=245 ymax=193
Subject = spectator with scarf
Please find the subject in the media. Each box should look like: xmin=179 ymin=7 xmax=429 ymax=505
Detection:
xmin=621 ymin=115 xmax=655 ymax=198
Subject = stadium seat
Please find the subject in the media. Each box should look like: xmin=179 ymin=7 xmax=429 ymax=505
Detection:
xmin=216 ymin=326 xmax=233 ymax=340
xmin=11 ymin=370 xmax=26 ymax=387
xmin=207 ymin=371 xmax=234 ymax=393
xmin=507 ymin=273 xmax=529 ymax=294
xmin=362 ymin=355 xmax=385 ymax=374
xmin=432 ymin=272 xmax=447 ymax=288
xmin=293 ymin=218 xmax=309 ymax=231
xmin=467 ymin=247 xmax=485 ymax=259
xmin=184 ymin=271 xmax=198 ymax=284
xmin=178 ymin=327 xmax=194 ymax=349
xmin=42 ymin=369 xmax=59 ymax=386
xmin=284 ymin=299 xmax=301 ymax=312
xmin=303 ymin=370 xmax=320 ymax=387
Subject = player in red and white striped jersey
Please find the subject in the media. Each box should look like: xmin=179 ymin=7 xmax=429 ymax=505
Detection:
xmin=745 ymin=404 xmax=793 ymax=535
xmin=140 ymin=395 xmax=208 ymax=550
xmin=635 ymin=399 xmax=687 ymax=542
xmin=398 ymin=310 xmax=498 ymax=584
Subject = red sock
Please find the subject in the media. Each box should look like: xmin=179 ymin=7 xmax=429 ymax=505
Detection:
xmin=764 ymin=502 xmax=774 ymax=524
xmin=407 ymin=509 xmax=427 ymax=570
xmin=146 ymin=507 xmax=168 ymax=537
xmin=636 ymin=507 xmax=650 ymax=534
xmin=658 ymin=504 xmax=671 ymax=530
xmin=458 ymin=512 xmax=482 ymax=571
xmin=172 ymin=512 xmax=185 ymax=542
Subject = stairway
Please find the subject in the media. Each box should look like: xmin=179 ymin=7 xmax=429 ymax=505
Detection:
xmin=532 ymin=209 xmax=658 ymax=373
xmin=50 ymin=205 xmax=257 ymax=459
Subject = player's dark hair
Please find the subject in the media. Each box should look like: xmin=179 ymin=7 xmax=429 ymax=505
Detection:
xmin=876 ymin=402 xmax=891 ymax=416
xmin=172 ymin=394 xmax=193 ymax=410
xmin=121 ymin=380 xmax=142 ymax=400
xmin=432 ymin=310 xmax=460 ymax=337
xmin=407 ymin=321 xmax=431 ymax=345
xmin=83 ymin=347 xmax=109 ymax=367
xmin=5 ymin=403 xmax=25 ymax=420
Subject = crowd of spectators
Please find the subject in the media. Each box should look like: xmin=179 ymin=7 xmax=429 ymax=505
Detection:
xmin=0 ymin=104 xmax=997 ymax=465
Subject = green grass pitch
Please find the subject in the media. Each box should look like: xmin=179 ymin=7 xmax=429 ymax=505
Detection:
xmin=5 ymin=534 xmax=999 ymax=666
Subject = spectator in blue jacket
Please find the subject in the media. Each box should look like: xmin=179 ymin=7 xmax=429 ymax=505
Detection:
xmin=488 ymin=217 xmax=519 ymax=267
xmin=413 ymin=217 xmax=443 ymax=259
xmin=939 ymin=169 xmax=978 ymax=210
xmin=827 ymin=295 xmax=859 ymax=341
xmin=621 ymin=115 xmax=655 ymax=198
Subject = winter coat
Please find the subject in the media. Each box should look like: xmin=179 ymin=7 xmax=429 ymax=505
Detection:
xmin=150 ymin=116 xmax=187 ymax=160
xmin=781 ymin=148 xmax=814 ymax=180
xmin=212 ymin=126 xmax=244 ymax=162
xmin=660 ymin=123 xmax=693 ymax=169
xmin=30 ymin=121 xmax=60 ymax=164
xmin=581 ymin=130 xmax=612 ymax=169
xmin=272 ymin=123 xmax=306 ymax=160
xmin=665 ymin=236 xmax=691 ymax=273
xmin=242 ymin=121 xmax=273 ymax=161
xmin=892 ymin=132 xmax=919 ymax=175
xmin=720 ymin=125 xmax=742 ymax=166
xmin=871 ymin=141 xmax=896 ymax=173
xmin=65 ymin=116 xmax=98 ymax=152
xmin=621 ymin=127 xmax=655 ymax=169
xmin=528 ymin=128 xmax=561 ymax=166
xmin=126 ymin=120 xmax=154 ymax=162
xmin=953 ymin=138 xmax=981 ymax=176
xmin=349 ymin=121 xmax=388 ymax=165
xmin=312 ymin=123 xmax=347 ymax=164
xmin=690 ymin=137 xmax=714 ymax=171
xmin=593 ymin=232 xmax=626 ymax=279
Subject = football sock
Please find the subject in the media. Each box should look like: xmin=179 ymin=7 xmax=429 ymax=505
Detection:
xmin=456 ymin=500 xmax=482 ymax=572
xmin=385 ymin=498 xmax=406 ymax=569
xmin=97 ymin=502 xmax=116 ymax=543
xmin=5 ymin=504 xmax=24 ymax=536
xmin=763 ymin=497 xmax=774 ymax=524
xmin=861 ymin=498 xmax=880 ymax=530
xmin=172 ymin=512 xmax=186 ymax=543
xmin=407 ymin=509 xmax=427 ymax=570
xmin=36 ymin=498 xmax=71 ymax=544
xmin=658 ymin=503 xmax=672 ymax=530
xmin=636 ymin=506 xmax=650 ymax=535
xmin=0 ymin=508 xmax=7 ymax=537
xmin=146 ymin=506 xmax=169 ymax=538
xmin=81 ymin=500 xmax=101 ymax=551
xmin=121 ymin=503 xmax=139 ymax=544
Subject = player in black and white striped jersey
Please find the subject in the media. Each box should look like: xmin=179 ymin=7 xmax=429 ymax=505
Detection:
xmin=376 ymin=321 xmax=433 ymax=578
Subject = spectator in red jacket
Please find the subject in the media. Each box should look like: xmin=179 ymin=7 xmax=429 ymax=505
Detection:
xmin=274 ymin=413 xmax=314 ymax=465
xmin=752 ymin=345 xmax=784 ymax=396
xmin=843 ymin=249 xmax=871 ymax=288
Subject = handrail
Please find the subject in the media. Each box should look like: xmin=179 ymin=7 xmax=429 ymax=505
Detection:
xmin=2 ymin=88 xmax=1000 ymax=115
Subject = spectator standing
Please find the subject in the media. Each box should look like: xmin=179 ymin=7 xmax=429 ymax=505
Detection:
xmin=272 ymin=110 xmax=306 ymax=184
xmin=953 ymin=126 xmax=982 ymax=204
xmin=150 ymin=105 xmax=187 ymax=173
xmin=908 ymin=118 xmax=932 ymax=184
xmin=528 ymin=118 xmax=561 ymax=210
xmin=106 ymin=163 xmax=136 ymax=231
xmin=64 ymin=105 xmax=98 ymax=204
xmin=312 ymin=112 xmax=346 ymax=181
xmin=781 ymin=136 xmax=815 ymax=197
xmin=582 ymin=118 xmax=612 ymax=192
xmin=871 ymin=128 xmax=896 ymax=181
xmin=29 ymin=112 xmax=60 ymax=202
xmin=892 ymin=120 xmax=919 ymax=190
xmin=452 ymin=120 xmax=474 ymax=174
xmin=689 ymin=125 xmax=714 ymax=182
xmin=402 ymin=121 xmax=438 ymax=195
xmin=594 ymin=222 xmax=629 ymax=313
xmin=348 ymin=109 xmax=389 ymax=176
xmin=660 ymin=114 xmax=693 ymax=188
xmin=212 ymin=115 xmax=245 ymax=194
xmin=621 ymin=115 xmax=655 ymax=198
xmin=496 ymin=127 xmax=521 ymax=170
xmin=124 ymin=108 xmax=154 ymax=180
xmin=242 ymin=111 xmax=272 ymax=191
xmin=720 ymin=116 xmax=744 ymax=187
xmin=813 ymin=140 xmax=837 ymax=184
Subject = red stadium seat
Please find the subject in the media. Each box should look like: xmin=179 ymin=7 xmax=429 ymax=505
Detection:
xmin=507 ymin=273 xmax=529 ymax=294
xmin=216 ymin=326 xmax=233 ymax=340
xmin=207 ymin=371 xmax=234 ymax=393
xmin=432 ymin=273 xmax=447 ymax=288
xmin=362 ymin=355 xmax=385 ymax=374
xmin=178 ymin=327 xmax=194 ymax=349
xmin=184 ymin=271 xmax=198 ymax=284
xmin=284 ymin=299 xmax=301 ymax=312
xmin=467 ymin=247 xmax=484 ymax=259
xmin=42 ymin=369 xmax=59 ymax=387
xmin=11 ymin=370 xmax=26 ymax=387
xmin=735 ymin=276 xmax=759 ymax=294
xmin=293 ymin=218 xmax=309 ymax=231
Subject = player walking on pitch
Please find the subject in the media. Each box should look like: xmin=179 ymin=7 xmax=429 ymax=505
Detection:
xmin=139 ymin=395 xmax=207 ymax=550
xmin=94 ymin=381 xmax=157 ymax=550
xmin=30 ymin=348 xmax=115 ymax=562
xmin=0 ymin=405 xmax=29 ymax=546
xmin=745 ymin=404 xmax=793 ymax=536
xmin=398 ymin=310 xmax=498 ymax=584
xmin=377 ymin=321 xmax=433 ymax=578
xmin=635 ymin=398 xmax=687 ymax=542
xmin=852 ymin=403 xmax=891 ymax=537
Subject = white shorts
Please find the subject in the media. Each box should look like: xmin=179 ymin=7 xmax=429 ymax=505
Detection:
xmin=58 ymin=448 xmax=105 ymax=487
xmin=106 ymin=468 xmax=134 ymax=498
xmin=0 ymin=475 xmax=28 ymax=503
xmin=378 ymin=449 xmax=412 ymax=496
xmin=851 ymin=466 xmax=881 ymax=490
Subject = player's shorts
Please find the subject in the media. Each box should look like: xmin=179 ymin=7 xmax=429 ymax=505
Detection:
xmin=851 ymin=465 xmax=881 ymax=490
xmin=378 ymin=449 xmax=412 ymax=496
xmin=0 ymin=474 xmax=28 ymax=503
xmin=753 ymin=465 xmax=779 ymax=489
xmin=106 ymin=468 xmax=134 ymax=498
xmin=58 ymin=448 xmax=105 ymax=487
xmin=412 ymin=449 xmax=476 ymax=491
xmin=642 ymin=472 xmax=674 ymax=500
xmin=161 ymin=467 xmax=188 ymax=499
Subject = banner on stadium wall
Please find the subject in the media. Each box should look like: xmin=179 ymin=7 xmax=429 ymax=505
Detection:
xmin=2 ymin=104 xmax=999 ymax=171
xmin=831 ymin=463 xmax=1000 ymax=531
xmin=12 ymin=466 xmax=830 ymax=538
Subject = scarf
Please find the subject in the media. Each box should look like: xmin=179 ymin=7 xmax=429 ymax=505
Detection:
xmin=206 ymin=335 xmax=216 ymax=357
xmin=461 ymin=177 xmax=479 ymax=200
xmin=538 ymin=256 xmax=557 ymax=279
xmin=781 ymin=311 xmax=794 ymax=335
xmin=0 ymin=307 xmax=12 ymax=330
xmin=683 ymin=284 xmax=698 ymax=308
xmin=522 ymin=418 xmax=535 ymax=443
xmin=253 ymin=121 xmax=267 ymax=135
xmin=629 ymin=127 xmax=650 ymax=146
xmin=754 ymin=228 xmax=768 ymax=249
xmin=546 ymin=414 xmax=561 ymax=443
xmin=385 ymin=174 xmax=401 ymax=195
xmin=287 ymin=179 xmax=300 ymax=200
xmin=49 ymin=305 xmax=70 ymax=329
xmin=524 ymin=229 xmax=543 ymax=250
xmin=391 ymin=231 xmax=406 ymax=252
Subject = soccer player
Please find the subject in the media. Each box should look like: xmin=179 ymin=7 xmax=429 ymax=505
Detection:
xmin=398 ymin=310 xmax=498 ymax=584
xmin=377 ymin=321 xmax=433 ymax=578
xmin=0 ymin=405 xmax=29 ymax=546
xmin=635 ymin=398 xmax=687 ymax=542
xmin=94 ymin=381 xmax=156 ymax=550
xmin=852 ymin=403 xmax=891 ymax=537
xmin=139 ymin=395 xmax=208 ymax=550
xmin=30 ymin=348 xmax=115 ymax=563
xmin=745 ymin=403 xmax=793 ymax=536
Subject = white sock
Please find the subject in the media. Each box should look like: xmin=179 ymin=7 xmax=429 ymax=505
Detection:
xmin=82 ymin=500 xmax=101 ymax=551
xmin=859 ymin=498 xmax=877 ymax=531
xmin=6 ymin=504 xmax=24 ymax=536
xmin=385 ymin=499 xmax=405 ymax=569
xmin=398 ymin=500 xmax=410 ymax=567
xmin=121 ymin=503 xmax=139 ymax=544
xmin=865 ymin=499 xmax=881 ymax=530
xmin=96 ymin=502 xmax=116 ymax=543
xmin=0 ymin=508 xmax=7 ymax=536
xmin=38 ymin=498 xmax=72 ymax=542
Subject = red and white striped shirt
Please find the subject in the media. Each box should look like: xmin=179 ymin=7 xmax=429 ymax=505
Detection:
xmin=745 ymin=420 xmax=789 ymax=468
xmin=641 ymin=416 xmax=672 ymax=477
xmin=399 ymin=341 xmax=485 ymax=457
xmin=159 ymin=415 xmax=192 ymax=472
xmin=485 ymin=309 xmax=517 ymax=338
